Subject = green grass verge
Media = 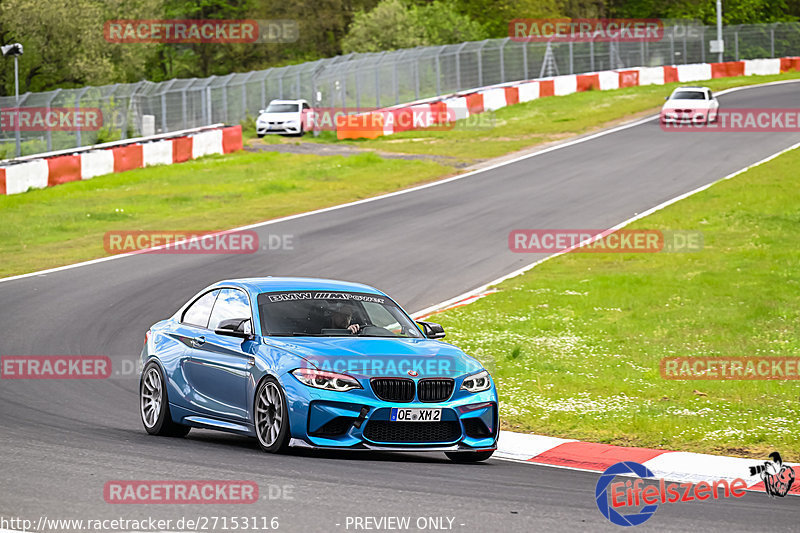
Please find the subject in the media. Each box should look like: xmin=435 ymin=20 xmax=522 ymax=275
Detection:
xmin=2 ymin=71 xmax=800 ymax=279
xmin=427 ymin=145 xmax=800 ymax=458
xmin=0 ymin=152 xmax=449 ymax=277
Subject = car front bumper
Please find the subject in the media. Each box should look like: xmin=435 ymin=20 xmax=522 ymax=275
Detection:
xmin=256 ymin=122 xmax=302 ymax=134
xmin=282 ymin=375 xmax=499 ymax=451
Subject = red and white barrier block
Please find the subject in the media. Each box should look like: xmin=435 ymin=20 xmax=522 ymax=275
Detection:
xmin=0 ymin=125 xmax=243 ymax=196
xmin=338 ymin=56 xmax=799 ymax=140
xmin=496 ymin=430 xmax=800 ymax=495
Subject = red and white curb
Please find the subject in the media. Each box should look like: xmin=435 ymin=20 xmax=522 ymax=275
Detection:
xmin=0 ymin=124 xmax=243 ymax=196
xmin=495 ymin=430 xmax=800 ymax=495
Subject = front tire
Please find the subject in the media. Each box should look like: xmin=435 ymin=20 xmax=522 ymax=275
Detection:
xmin=140 ymin=362 xmax=191 ymax=437
xmin=445 ymin=450 xmax=494 ymax=463
xmin=254 ymin=377 xmax=290 ymax=453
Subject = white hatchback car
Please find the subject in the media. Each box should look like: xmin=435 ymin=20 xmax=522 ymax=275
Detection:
xmin=256 ymin=99 xmax=313 ymax=137
xmin=661 ymin=87 xmax=719 ymax=125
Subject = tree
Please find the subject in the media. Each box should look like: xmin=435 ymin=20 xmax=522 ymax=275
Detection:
xmin=342 ymin=0 xmax=426 ymax=53
xmin=0 ymin=0 xmax=162 ymax=94
xmin=341 ymin=0 xmax=489 ymax=53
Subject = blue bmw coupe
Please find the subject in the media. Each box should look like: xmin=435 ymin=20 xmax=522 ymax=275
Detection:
xmin=140 ymin=277 xmax=498 ymax=462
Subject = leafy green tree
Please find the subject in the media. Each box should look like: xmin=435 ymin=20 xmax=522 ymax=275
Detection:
xmin=342 ymin=0 xmax=426 ymax=53
xmin=0 ymin=0 xmax=162 ymax=94
xmin=342 ymin=0 xmax=489 ymax=53
xmin=416 ymin=1 xmax=488 ymax=44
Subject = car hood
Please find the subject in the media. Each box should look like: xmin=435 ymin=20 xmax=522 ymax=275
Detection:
xmin=257 ymin=112 xmax=300 ymax=122
xmin=263 ymin=336 xmax=483 ymax=378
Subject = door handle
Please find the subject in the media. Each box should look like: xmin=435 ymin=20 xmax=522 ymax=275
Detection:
xmin=191 ymin=335 xmax=206 ymax=348
xmin=247 ymin=357 xmax=256 ymax=366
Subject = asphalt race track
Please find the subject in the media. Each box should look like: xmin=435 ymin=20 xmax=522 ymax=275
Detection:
xmin=1 ymin=81 xmax=799 ymax=532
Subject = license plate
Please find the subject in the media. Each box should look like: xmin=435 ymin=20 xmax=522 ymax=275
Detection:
xmin=390 ymin=408 xmax=441 ymax=422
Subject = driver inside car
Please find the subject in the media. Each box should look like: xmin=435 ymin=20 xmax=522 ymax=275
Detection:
xmin=330 ymin=303 xmax=361 ymax=334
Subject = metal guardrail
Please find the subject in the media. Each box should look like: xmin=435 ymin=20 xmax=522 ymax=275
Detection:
xmin=1 ymin=22 xmax=799 ymax=159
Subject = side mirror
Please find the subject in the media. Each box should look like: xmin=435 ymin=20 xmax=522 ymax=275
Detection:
xmin=215 ymin=318 xmax=254 ymax=340
xmin=417 ymin=321 xmax=445 ymax=339
xmin=258 ymin=109 xmax=265 ymax=114
xmin=664 ymin=96 xmax=669 ymax=100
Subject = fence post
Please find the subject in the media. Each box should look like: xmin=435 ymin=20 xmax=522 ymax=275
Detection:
xmin=700 ymin=26 xmax=705 ymax=63
xmin=500 ymin=37 xmax=510 ymax=82
xmin=356 ymin=69 xmax=361 ymax=110
xmin=436 ymin=46 xmax=445 ymax=95
xmin=414 ymin=59 xmax=419 ymax=100
xmin=770 ymin=27 xmax=775 ymax=57
xmin=523 ymin=41 xmax=528 ymax=79
xmin=735 ymin=31 xmax=739 ymax=60
xmin=375 ymin=52 xmax=386 ymax=107
xmin=261 ymin=79 xmax=266 ymax=108
xmin=455 ymin=42 xmax=467 ymax=90
xmin=641 ymin=39 xmax=646 ymax=66
xmin=683 ymin=30 xmax=688 ymax=63
xmin=568 ymin=40 xmax=573 ymax=74
xmin=45 ymin=89 xmax=61 ymax=152
xmin=667 ymin=32 xmax=675 ymax=65
xmin=241 ymin=72 xmax=254 ymax=121
xmin=590 ymin=38 xmax=595 ymax=71
xmin=74 ymin=87 xmax=90 ymax=148
xmin=477 ymin=40 xmax=489 ymax=87
xmin=206 ymin=81 xmax=214 ymax=125
xmin=182 ymin=84 xmax=190 ymax=129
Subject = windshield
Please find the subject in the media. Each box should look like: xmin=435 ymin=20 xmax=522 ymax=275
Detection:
xmin=265 ymin=103 xmax=300 ymax=113
xmin=257 ymin=291 xmax=424 ymax=338
xmin=670 ymin=91 xmax=706 ymax=100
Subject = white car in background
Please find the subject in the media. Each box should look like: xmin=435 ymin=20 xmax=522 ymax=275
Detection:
xmin=256 ymin=99 xmax=313 ymax=137
xmin=661 ymin=87 xmax=719 ymax=125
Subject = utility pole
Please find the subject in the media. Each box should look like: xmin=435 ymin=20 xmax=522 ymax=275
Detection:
xmin=716 ymin=0 xmax=723 ymax=62
xmin=2 ymin=43 xmax=24 ymax=157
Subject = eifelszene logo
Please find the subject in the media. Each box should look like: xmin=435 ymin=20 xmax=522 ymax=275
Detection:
xmin=748 ymin=452 xmax=796 ymax=497
xmin=595 ymin=461 xmax=748 ymax=526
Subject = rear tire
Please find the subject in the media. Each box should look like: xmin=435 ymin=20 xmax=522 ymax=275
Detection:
xmin=445 ymin=450 xmax=494 ymax=463
xmin=254 ymin=377 xmax=290 ymax=453
xmin=140 ymin=362 xmax=191 ymax=437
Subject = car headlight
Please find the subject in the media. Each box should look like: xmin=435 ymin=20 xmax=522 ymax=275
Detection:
xmin=291 ymin=368 xmax=362 ymax=392
xmin=461 ymin=370 xmax=492 ymax=393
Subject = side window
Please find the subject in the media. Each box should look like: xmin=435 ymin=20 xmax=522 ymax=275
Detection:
xmin=209 ymin=289 xmax=253 ymax=333
xmin=362 ymin=301 xmax=406 ymax=334
xmin=707 ymin=90 xmax=713 ymax=100
xmin=182 ymin=290 xmax=220 ymax=328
